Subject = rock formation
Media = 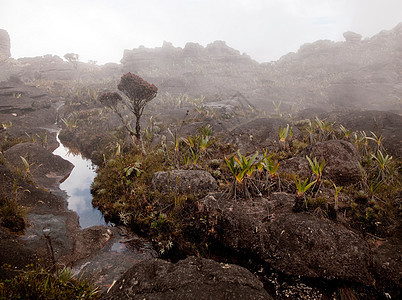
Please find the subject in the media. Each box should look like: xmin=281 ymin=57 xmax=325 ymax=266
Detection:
xmin=106 ymin=256 xmax=273 ymax=300
xmin=343 ymin=31 xmax=362 ymax=43
xmin=0 ymin=29 xmax=11 ymax=61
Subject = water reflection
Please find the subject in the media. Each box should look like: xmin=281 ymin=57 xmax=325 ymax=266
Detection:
xmin=53 ymin=133 xmax=106 ymax=228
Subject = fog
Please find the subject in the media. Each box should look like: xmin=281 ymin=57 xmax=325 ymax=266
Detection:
xmin=1 ymin=0 xmax=401 ymax=64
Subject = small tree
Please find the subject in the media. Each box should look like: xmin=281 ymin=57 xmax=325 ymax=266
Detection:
xmin=99 ymin=73 xmax=158 ymax=156
xmin=63 ymin=53 xmax=79 ymax=68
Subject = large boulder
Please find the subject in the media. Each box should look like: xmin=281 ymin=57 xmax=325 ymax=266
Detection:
xmin=199 ymin=193 xmax=373 ymax=285
xmin=279 ymin=140 xmax=361 ymax=185
xmin=305 ymin=140 xmax=362 ymax=185
xmin=152 ymin=170 xmax=217 ymax=196
xmin=0 ymin=29 xmax=11 ymax=61
xmin=106 ymin=256 xmax=273 ymax=300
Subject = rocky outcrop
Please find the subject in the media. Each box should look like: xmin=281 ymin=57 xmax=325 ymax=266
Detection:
xmin=0 ymin=29 xmax=11 ymax=61
xmin=121 ymin=40 xmax=260 ymax=96
xmin=280 ymin=140 xmax=361 ymax=185
xmin=4 ymin=143 xmax=74 ymax=188
xmin=343 ymin=31 xmax=362 ymax=43
xmin=106 ymin=256 xmax=273 ymax=300
xmin=306 ymin=140 xmax=361 ymax=185
xmin=199 ymin=193 xmax=373 ymax=285
xmin=152 ymin=170 xmax=217 ymax=196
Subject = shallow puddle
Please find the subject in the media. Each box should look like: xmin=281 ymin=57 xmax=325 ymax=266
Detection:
xmin=53 ymin=132 xmax=106 ymax=228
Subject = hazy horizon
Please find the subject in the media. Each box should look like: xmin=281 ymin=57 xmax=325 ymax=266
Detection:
xmin=1 ymin=0 xmax=401 ymax=64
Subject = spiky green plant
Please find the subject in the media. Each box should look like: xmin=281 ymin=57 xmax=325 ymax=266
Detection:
xmin=306 ymin=155 xmax=325 ymax=182
xmin=278 ymin=124 xmax=292 ymax=150
xmin=367 ymin=131 xmax=385 ymax=153
xmin=295 ymin=177 xmax=317 ymax=198
xmin=315 ymin=117 xmax=334 ymax=141
xmin=371 ymin=150 xmax=392 ymax=181
xmin=225 ymin=151 xmax=259 ymax=199
xmin=333 ymin=182 xmax=343 ymax=210
xmin=20 ymin=156 xmax=33 ymax=174
xmin=260 ymin=151 xmax=280 ymax=179
xmin=225 ymin=151 xmax=258 ymax=184
xmin=339 ymin=125 xmax=352 ymax=140
xmin=272 ymin=100 xmax=281 ymax=114
xmin=61 ymin=117 xmax=78 ymax=129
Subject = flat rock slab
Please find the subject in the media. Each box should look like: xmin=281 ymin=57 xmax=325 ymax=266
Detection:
xmin=105 ymin=256 xmax=273 ymax=300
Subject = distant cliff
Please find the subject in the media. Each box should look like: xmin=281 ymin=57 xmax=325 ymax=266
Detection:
xmin=121 ymin=40 xmax=261 ymax=97
xmin=1 ymin=23 xmax=401 ymax=113
xmin=262 ymin=22 xmax=402 ymax=111
xmin=120 ymin=23 xmax=402 ymax=112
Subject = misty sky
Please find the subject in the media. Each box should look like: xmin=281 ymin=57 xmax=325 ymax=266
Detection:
xmin=1 ymin=0 xmax=401 ymax=64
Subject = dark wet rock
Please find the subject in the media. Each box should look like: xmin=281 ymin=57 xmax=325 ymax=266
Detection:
xmin=61 ymin=226 xmax=113 ymax=264
xmin=0 ymin=29 xmax=11 ymax=61
xmin=21 ymin=211 xmax=80 ymax=264
xmin=4 ymin=143 xmax=73 ymax=188
xmin=105 ymin=256 xmax=273 ymax=300
xmin=373 ymin=226 xmax=402 ymax=292
xmin=199 ymin=193 xmax=373 ymax=285
xmin=0 ymin=227 xmax=36 ymax=280
xmin=72 ymin=227 xmax=157 ymax=292
xmin=152 ymin=170 xmax=217 ymax=196
xmin=304 ymin=140 xmax=361 ymax=185
xmin=0 ymin=163 xmax=77 ymax=264
xmin=279 ymin=156 xmax=311 ymax=179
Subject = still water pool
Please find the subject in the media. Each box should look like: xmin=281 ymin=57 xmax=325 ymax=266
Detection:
xmin=53 ymin=133 xmax=106 ymax=228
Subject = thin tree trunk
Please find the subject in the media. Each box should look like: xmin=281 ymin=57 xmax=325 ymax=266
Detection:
xmin=135 ymin=114 xmax=147 ymax=156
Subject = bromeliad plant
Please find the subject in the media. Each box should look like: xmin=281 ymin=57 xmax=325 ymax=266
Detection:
xmin=332 ymin=182 xmax=343 ymax=210
xmin=315 ymin=116 xmax=335 ymax=141
xmin=225 ymin=150 xmax=259 ymax=199
xmin=278 ymin=124 xmax=293 ymax=150
xmin=367 ymin=131 xmax=385 ymax=153
xmin=295 ymin=176 xmax=317 ymax=199
xmin=371 ymin=150 xmax=393 ymax=182
xmin=257 ymin=150 xmax=281 ymax=192
xmin=339 ymin=125 xmax=352 ymax=140
xmin=306 ymin=155 xmax=325 ymax=183
xmin=181 ymin=125 xmax=215 ymax=166
xmin=260 ymin=151 xmax=280 ymax=179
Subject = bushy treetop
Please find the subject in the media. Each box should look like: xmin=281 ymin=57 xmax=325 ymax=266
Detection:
xmin=117 ymin=72 xmax=158 ymax=103
xmin=98 ymin=91 xmax=122 ymax=108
